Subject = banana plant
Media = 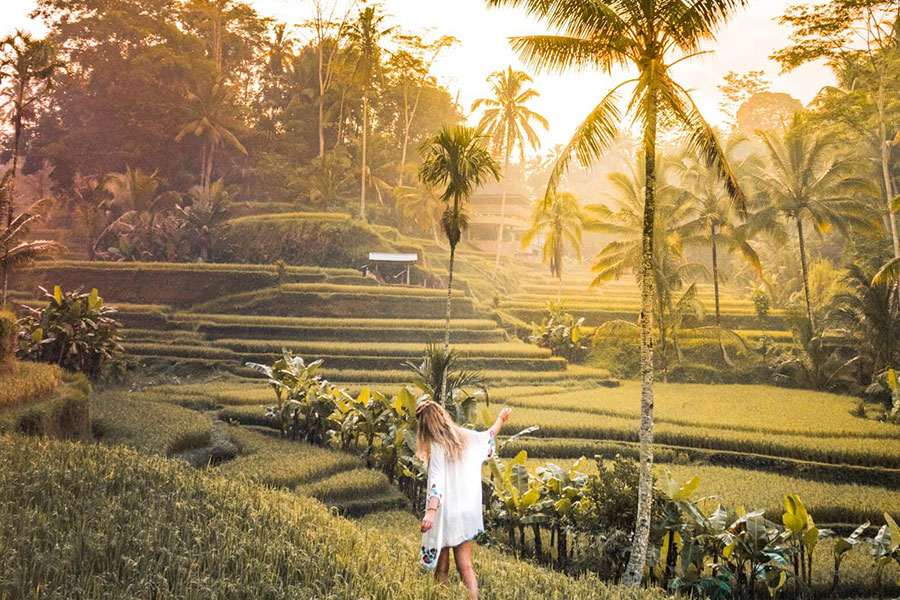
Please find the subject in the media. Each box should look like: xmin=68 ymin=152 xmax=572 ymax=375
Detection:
xmin=780 ymin=494 xmax=827 ymax=589
xmin=872 ymin=512 xmax=900 ymax=597
xmin=832 ymin=522 xmax=868 ymax=595
xmin=488 ymin=450 xmax=541 ymax=555
xmin=655 ymin=471 xmax=702 ymax=590
xmin=534 ymin=457 xmax=588 ymax=569
xmin=717 ymin=508 xmax=790 ymax=600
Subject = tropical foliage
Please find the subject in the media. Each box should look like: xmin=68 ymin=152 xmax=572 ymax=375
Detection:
xmin=17 ymin=285 xmax=122 ymax=378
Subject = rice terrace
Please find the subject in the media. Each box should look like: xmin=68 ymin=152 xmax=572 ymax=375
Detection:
xmin=2 ymin=0 xmax=900 ymax=598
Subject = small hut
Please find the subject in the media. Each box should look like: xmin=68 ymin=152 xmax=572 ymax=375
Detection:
xmin=365 ymin=252 xmax=418 ymax=285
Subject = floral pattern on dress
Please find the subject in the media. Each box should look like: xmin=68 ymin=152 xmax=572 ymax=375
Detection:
xmin=420 ymin=545 xmax=438 ymax=567
xmin=486 ymin=430 xmax=495 ymax=459
xmin=426 ymin=483 xmax=442 ymax=504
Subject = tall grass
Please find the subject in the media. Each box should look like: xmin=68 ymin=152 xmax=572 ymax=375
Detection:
xmin=0 ymin=435 xmax=663 ymax=600
xmin=0 ymin=362 xmax=62 ymax=409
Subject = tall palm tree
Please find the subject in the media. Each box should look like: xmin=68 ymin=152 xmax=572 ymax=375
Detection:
xmin=472 ymin=67 xmax=549 ymax=274
xmin=0 ymin=31 xmax=62 ymax=231
xmin=521 ymin=190 xmax=583 ymax=302
xmin=347 ymin=5 xmax=394 ymax=222
xmin=678 ymin=143 xmax=766 ymax=327
xmin=0 ymin=172 xmax=61 ymax=307
xmin=419 ymin=125 xmax=500 ymax=403
xmin=175 ymin=79 xmax=247 ymax=190
xmin=489 ymin=0 xmax=750 ymax=581
xmin=585 ymin=161 xmax=705 ymax=380
xmin=757 ymin=118 xmax=874 ymax=332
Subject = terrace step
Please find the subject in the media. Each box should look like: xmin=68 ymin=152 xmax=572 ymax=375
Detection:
xmin=123 ymin=343 xmax=568 ymax=372
xmin=193 ymin=323 xmax=507 ymax=344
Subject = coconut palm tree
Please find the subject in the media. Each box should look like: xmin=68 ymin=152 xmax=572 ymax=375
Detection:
xmin=521 ymin=191 xmax=583 ymax=302
xmin=678 ymin=142 xmax=766 ymax=327
xmin=395 ymin=179 xmax=444 ymax=242
xmin=419 ymin=125 xmax=500 ymax=402
xmin=756 ymin=118 xmax=874 ymax=332
xmin=472 ymin=67 xmax=549 ymax=274
xmin=347 ymin=5 xmax=394 ymax=222
xmin=94 ymin=167 xmax=179 ymax=258
xmin=0 ymin=31 xmax=62 ymax=230
xmin=585 ymin=161 xmax=705 ymax=380
xmin=488 ymin=0 xmax=750 ymax=579
xmin=175 ymin=79 xmax=247 ymax=190
xmin=0 ymin=172 xmax=62 ymax=307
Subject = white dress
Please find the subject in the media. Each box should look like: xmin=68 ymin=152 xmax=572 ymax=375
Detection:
xmin=419 ymin=428 xmax=495 ymax=569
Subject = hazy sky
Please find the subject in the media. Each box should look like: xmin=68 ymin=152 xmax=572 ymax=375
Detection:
xmin=4 ymin=0 xmax=834 ymax=152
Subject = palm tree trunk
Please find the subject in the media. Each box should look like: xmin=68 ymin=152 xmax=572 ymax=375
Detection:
xmin=2 ymin=110 xmax=24 ymax=308
xmin=797 ymin=218 xmax=815 ymax=331
xmin=205 ymin=141 xmax=215 ymax=192
xmin=624 ymin=92 xmax=657 ymax=588
xmin=711 ymin=224 xmax=721 ymax=328
xmin=440 ymin=243 xmax=456 ymax=404
xmin=493 ymin=152 xmax=511 ymax=276
xmin=558 ymin=274 xmax=563 ymax=304
xmin=317 ymin=41 xmax=326 ymax=158
xmin=359 ymin=93 xmax=369 ymax=221
xmin=199 ymin=142 xmax=208 ymax=189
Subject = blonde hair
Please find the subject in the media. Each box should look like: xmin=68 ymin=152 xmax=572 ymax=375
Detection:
xmin=415 ymin=400 xmax=467 ymax=463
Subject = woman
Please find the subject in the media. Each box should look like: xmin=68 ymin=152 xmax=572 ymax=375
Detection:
xmin=416 ymin=400 xmax=511 ymax=599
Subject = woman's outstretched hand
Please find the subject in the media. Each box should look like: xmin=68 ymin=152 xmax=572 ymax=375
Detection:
xmin=498 ymin=407 xmax=511 ymax=422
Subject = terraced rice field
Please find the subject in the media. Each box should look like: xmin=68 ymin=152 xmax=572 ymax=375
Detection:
xmin=500 ymin=268 xmax=785 ymax=329
xmin=12 ymin=260 xmax=616 ymax=386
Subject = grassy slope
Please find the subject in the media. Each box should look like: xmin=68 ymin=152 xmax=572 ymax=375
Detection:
xmin=0 ymin=434 xmax=663 ymax=600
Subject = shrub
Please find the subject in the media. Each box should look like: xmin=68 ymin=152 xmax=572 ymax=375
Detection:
xmin=528 ymin=301 xmax=588 ymax=362
xmin=0 ymin=310 xmax=17 ymax=374
xmin=17 ymin=286 xmax=123 ymax=379
xmin=223 ymin=216 xmax=396 ymax=267
xmin=753 ymin=288 xmax=771 ymax=319
xmin=0 ymin=372 xmax=91 ymax=440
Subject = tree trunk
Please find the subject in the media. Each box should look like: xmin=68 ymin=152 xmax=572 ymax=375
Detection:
xmin=532 ymin=523 xmax=543 ymax=562
xmin=317 ymin=42 xmax=326 ymax=158
xmin=440 ymin=243 xmax=456 ymax=404
xmin=359 ymin=93 xmax=369 ymax=222
xmin=623 ymin=91 xmax=657 ymax=588
xmin=557 ymin=526 xmax=568 ymax=571
xmin=2 ymin=113 xmax=23 ymax=308
xmin=493 ymin=152 xmax=511 ymax=276
xmin=711 ymin=224 xmax=721 ymax=327
xmin=205 ymin=141 xmax=215 ymax=192
xmin=558 ymin=274 xmax=563 ymax=304
xmin=797 ymin=218 xmax=815 ymax=332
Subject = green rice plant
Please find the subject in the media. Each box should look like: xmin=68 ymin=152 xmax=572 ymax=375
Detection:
xmin=218 ymin=426 xmax=362 ymax=488
xmin=0 ymin=433 xmax=666 ymax=600
xmin=123 ymin=342 xmax=239 ymax=360
xmin=198 ymin=323 xmax=507 ymax=344
xmin=505 ymin=382 xmax=900 ymax=439
xmin=280 ymin=283 xmax=466 ymax=297
xmin=179 ymin=313 xmax=499 ymax=330
xmin=92 ymin=391 xmax=212 ymax=456
xmin=219 ymin=404 xmax=278 ymax=429
xmin=358 ymin=510 xmax=666 ymax=600
xmin=0 ymin=361 xmax=62 ymax=408
xmin=502 ymin=408 xmax=900 ymax=469
xmin=192 ymin=288 xmax=477 ymax=319
xmin=0 ymin=372 xmax=91 ymax=439
xmin=215 ymin=339 xmax=550 ymax=358
xmin=300 ymin=467 xmax=394 ymax=502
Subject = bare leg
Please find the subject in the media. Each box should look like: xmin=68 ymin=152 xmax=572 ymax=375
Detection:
xmin=435 ymin=548 xmax=450 ymax=585
xmin=453 ymin=541 xmax=478 ymax=599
